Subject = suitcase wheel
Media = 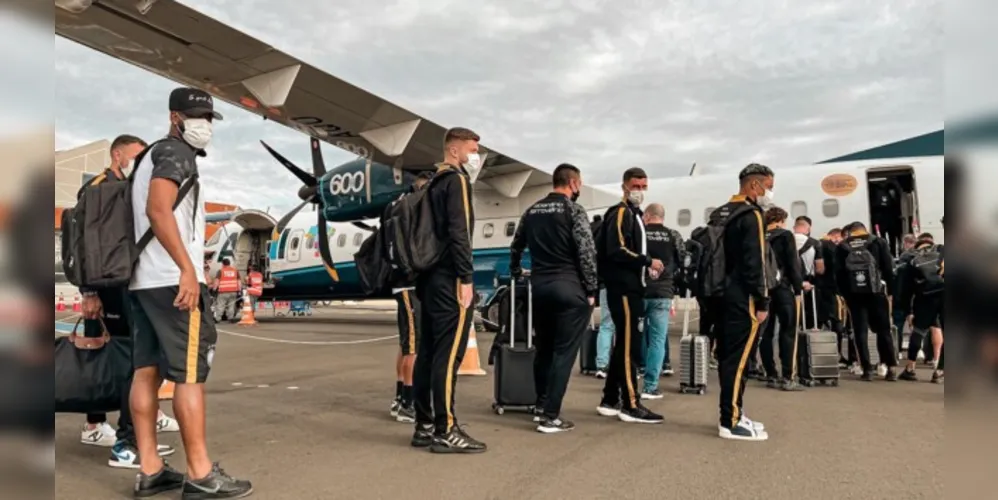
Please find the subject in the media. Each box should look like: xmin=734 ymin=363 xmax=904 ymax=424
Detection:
xmin=492 ymin=403 xmax=504 ymax=415
xmin=697 ymin=388 xmax=705 ymax=395
xmin=830 ymin=379 xmax=839 ymax=387
xmin=801 ymin=379 xmax=815 ymax=388
xmin=819 ymin=379 xmax=828 ymax=386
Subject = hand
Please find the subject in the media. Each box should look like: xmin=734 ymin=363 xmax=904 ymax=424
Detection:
xmin=81 ymin=295 xmax=103 ymax=320
xmin=755 ymin=310 xmax=769 ymax=324
xmin=510 ymin=267 xmax=522 ymax=278
xmin=459 ymin=283 xmax=474 ymax=309
xmin=588 ymin=296 xmax=595 ymax=306
xmin=802 ymin=281 xmax=813 ymax=292
xmin=650 ymin=259 xmax=665 ymax=272
xmin=174 ymin=269 xmax=200 ymax=311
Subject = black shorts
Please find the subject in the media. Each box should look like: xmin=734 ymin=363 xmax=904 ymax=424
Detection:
xmin=129 ymin=284 xmax=217 ymax=384
xmin=394 ymin=289 xmax=420 ymax=355
xmin=912 ymin=293 xmax=944 ymax=331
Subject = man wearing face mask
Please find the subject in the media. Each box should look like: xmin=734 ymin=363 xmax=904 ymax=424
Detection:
xmin=127 ymin=88 xmax=253 ymax=498
xmin=715 ymin=163 xmax=773 ymax=442
xmin=509 ymin=164 xmax=598 ymax=433
xmin=410 ymin=127 xmax=487 ymax=454
xmin=76 ymin=135 xmax=183 ymax=468
xmin=595 ymin=167 xmax=665 ymax=424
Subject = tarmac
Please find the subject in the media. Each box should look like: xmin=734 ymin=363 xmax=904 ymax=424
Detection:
xmin=54 ymin=304 xmax=943 ymax=500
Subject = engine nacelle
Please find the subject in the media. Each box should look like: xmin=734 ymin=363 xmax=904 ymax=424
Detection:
xmin=317 ymin=158 xmax=418 ymax=222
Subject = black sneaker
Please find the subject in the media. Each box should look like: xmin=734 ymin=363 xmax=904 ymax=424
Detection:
xmin=765 ymin=377 xmax=779 ymax=389
xmin=640 ymin=388 xmax=664 ymax=400
xmin=596 ymin=401 xmax=621 ymax=417
xmin=537 ymin=417 xmax=575 ymax=434
xmin=780 ymin=378 xmax=804 ymax=392
xmin=390 ymin=397 xmax=401 ymax=419
xmin=395 ymin=405 xmax=416 ymax=423
xmin=661 ymin=363 xmax=674 ymax=377
xmin=181 ymin=463 xmax=252 ymax=499
xmin=885 ymin=368 xmax=898 ymax=382
xmin=860 ymin=371 xmax=874 ymax=382
xmin=134 ymin=463 xmax=184 ymax=498
xmin=899 ymin=369 xmax=918 ymax=382
xmin=931 ymin=371 xmax=943 ymax=384
xmin=410 ymin=423 xmax=434 ymax=448
xmin=618 ymin=405 xmax=663 ymax=424
xmin=429 ymin=426 xmax=487 ymax=454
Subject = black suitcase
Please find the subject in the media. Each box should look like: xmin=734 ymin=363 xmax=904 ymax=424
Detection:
xmin=492 ymin=276 xmax=537 ymax=415
xmin=579 ymin=325 xmax=599 ymax=375
xmin=797 ymin=291 xmax=841 ymax=387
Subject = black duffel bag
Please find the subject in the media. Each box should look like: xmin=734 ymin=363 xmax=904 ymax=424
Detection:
xmin=54 ymin=319 xmax=131 ymax=414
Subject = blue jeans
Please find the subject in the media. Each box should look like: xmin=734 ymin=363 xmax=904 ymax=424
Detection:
xmin=642 ymin=298 xmax=672 ymax=392
xmin=596 ymin=288 xmax=614 ymax=369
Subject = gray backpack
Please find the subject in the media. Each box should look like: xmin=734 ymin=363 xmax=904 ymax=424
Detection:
xmin=60 ymin=139 xmax=199 ymax=288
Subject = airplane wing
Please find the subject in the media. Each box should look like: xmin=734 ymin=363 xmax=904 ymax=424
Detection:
xmin=55 ymin=0 xmax=548 ymax=199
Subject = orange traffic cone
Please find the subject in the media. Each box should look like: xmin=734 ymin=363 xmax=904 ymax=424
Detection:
xmin=158 ymin=380 xmax=175 ymax=400
xmin=458 ymin=323 xmax=487 ymax=376
xmin=237 ymin=289 xmax=258 ymax=326
xmin=72 ymin=294 xmax=82 ymax=312
xmin=56 ymin=293 xmax=66 ymax=311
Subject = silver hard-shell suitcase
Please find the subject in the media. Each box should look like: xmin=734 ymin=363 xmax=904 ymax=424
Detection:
xmin=679 ymin=290 xmax=709 ymax=395
xmin=798 ymin=290 xmax=841 ymax=387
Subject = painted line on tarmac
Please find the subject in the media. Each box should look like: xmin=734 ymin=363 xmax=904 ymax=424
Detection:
xmin=216 ymin=327 xmax=395 ymax=346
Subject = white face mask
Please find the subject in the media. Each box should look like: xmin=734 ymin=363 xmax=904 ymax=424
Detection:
xmin=627 ymin=189 xmax=644 ymax=206
xmin=463 ymin=152 xmax=482 ymax=184
xmin=121 ymin=159 xmax=135 ymax=177
xmin=181 ymin=118 xmax=213 ymax=150
xmin=757 ymin=188 xmax=775 ymax=209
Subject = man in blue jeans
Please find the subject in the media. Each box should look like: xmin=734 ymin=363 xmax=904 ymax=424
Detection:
xmin=639 ymin=204 xmax=683 ymax=399
xmin=595 ymin=287 xmax=614 ymax=379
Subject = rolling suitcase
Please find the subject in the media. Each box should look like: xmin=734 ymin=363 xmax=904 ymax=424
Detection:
xmin=679 ymin=290 xmax=709 ymax=395
xmin=492 ymin=276 xmax=537 ymax=415
xmin=797 ymin=290 xmax=840 ymax=387
xmin=579 ymin=326 xmax=599 ymax=375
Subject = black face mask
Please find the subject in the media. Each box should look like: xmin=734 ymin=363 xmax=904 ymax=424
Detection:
xmin=570 ymin=189 xmax=580 ymax=202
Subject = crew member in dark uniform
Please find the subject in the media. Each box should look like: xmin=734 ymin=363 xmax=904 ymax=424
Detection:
xmin=510 ymin=164 xmax=598 ymax=433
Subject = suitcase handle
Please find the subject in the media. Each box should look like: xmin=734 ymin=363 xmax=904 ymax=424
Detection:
xmin=798 ymin=289 xmax=820 ymax=332
xmin=509 ymin=276 xmax=532 ymax=349
xmin=681 ymin=288 xmax=692 ymax=337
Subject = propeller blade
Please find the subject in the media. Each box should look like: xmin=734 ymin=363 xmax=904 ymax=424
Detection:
xmin=316 ymin=210 xmax=340 ymax=282
xmin=272 ymin=199 xmax=311 ymax=239
xmin=261 ymin=140 xmax=318 ymax=187
xmin=352 ymin=221 xmax=378 ymax=232
xmin=311 ymin=138 xmax=327 ymax=177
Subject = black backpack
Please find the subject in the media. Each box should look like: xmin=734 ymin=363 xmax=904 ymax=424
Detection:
xmin=695 ymin=205 xmax=754 ymax=298
xmin=60 ymin=139 xmax=199 ymax=289
xmin=843 ymin=236 xmax=883 ymax=294
xmin=763 ymin=231 xmax=783 ymax=290
xmin=910 ymin=245 xmax=944 ymax=293
xmin=382 ymin=171 xmax=449 ymax=278
xmin=593 ymin=206 xmax=617 ymax=283
xmin=353 ymin=231 xmax=391 ymax=296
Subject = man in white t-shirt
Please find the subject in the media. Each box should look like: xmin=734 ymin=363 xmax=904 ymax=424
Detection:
xmin=127 ymin=87 xmax=252 ymax=499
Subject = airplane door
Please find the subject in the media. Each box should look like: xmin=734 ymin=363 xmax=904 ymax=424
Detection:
xmin=287 ymin=229 xmax=304 ymax=262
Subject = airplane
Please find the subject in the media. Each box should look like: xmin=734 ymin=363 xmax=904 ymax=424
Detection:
xmin=56 ymin=1 xmax=949 ymax=328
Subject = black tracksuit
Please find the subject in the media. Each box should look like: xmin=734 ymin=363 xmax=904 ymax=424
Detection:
xmin=599 ymin=200 xmax=652 ymax=410
xmin=717 ymin=196 xmax=769 ymax=429
xmin=759 ymin=227 xmax=804 ymax=381
xmin=835 ymin=231 xmax=897 ymax=373
xmin=78 ymin=169 xmax=135 ymax=445
xmin=413 ymin=164 xmax=475 ymax=435
xmin=510 ymin=193 xmax=598 ymax=420
xmin=643 ymin=224 xmax=683 ymax=299
xmin=897 ymin=243 xmax=945 ymax=362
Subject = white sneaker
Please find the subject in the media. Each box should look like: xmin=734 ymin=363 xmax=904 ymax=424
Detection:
xmin=876 ymin=364 xmax=888 ymax=377
xmin=156 ymin=411 xmax=180 ymax=433
xmin=594 ymin=370 xmax=607 ymax=379
xmin=719 ymin=419 xmax=769 ymax=441
xmin=81 ymin=422 xmax=117 ymax=447
xmin=740 ymin=415 xmax=765 ymax=432
xmin=849 ymin=364 xmax=864 ymax=376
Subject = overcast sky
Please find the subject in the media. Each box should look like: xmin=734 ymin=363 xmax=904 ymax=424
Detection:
xmin=54 ymin=0 xmax=944 ymax=212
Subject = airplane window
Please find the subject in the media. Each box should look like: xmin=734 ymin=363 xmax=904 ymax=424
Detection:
xmin=791 ymin=201 xmax=808 ymax=220
xmin=822 ymin=199 xmax=839 ymax=218
xmin=207 ymin=230 xmax=223 ymax=246
xmin=353 ymin=233 xmax=363 ymax=246
xmin=704 ymin=207 xmax=716 ymax=224
xmin=483 ymin=223 xmax=495 ymax=238
xmin=505 ymin=222 xmax=516 ymax=237
xmin=678 ymin=209 xmax=691 ymax=227
xmin=337 ymin=234 xmax=347 ymax=247
xmin=290 ymin=238 xmax=300 ymax=251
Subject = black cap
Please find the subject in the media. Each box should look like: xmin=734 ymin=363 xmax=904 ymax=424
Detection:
xmin=169 ymin=87 xmax=223 ymax=120
xmin=738 ymin=163 xmax=773 ymax=180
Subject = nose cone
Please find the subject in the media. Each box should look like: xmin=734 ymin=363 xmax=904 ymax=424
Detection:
xmin=298 ymin=185 xmax=318 ymax=201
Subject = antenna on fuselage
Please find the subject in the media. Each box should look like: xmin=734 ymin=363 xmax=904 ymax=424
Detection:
xmin=689 ymin=162 xmax=698 ymax=176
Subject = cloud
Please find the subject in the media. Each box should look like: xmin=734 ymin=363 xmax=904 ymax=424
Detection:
xmin=54 ymin=0 xmax=944 ymax=213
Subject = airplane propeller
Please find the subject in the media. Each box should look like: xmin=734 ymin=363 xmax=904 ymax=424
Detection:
xmin=261 ymin=138 xmax=340 ymax=282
